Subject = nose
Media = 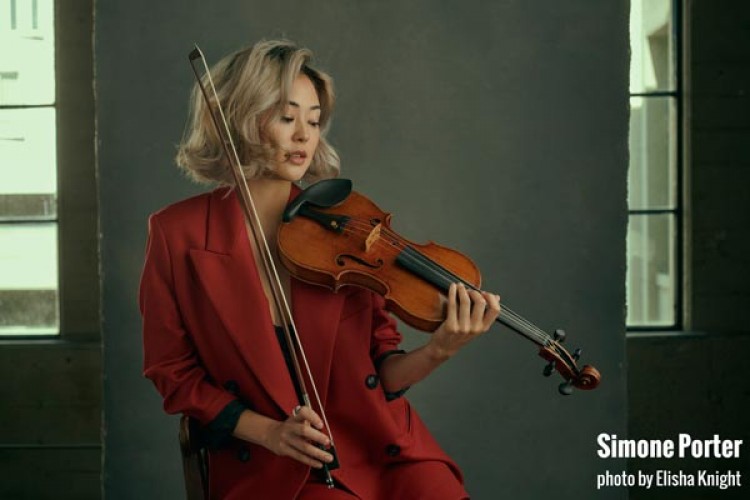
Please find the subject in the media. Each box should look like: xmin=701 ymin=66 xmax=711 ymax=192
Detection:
xmin=293 ymin=121 xmax=310 ymax=143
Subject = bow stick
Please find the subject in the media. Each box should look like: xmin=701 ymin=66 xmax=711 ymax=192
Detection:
xmin=188 ymin=45 xmax=339 ymax=487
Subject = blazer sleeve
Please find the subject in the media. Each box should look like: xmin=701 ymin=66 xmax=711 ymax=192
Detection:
xmin=139 ymin=214 xmax=236 ymax=425
xmin=369 ymin=293 xmax=409 ymax=400
xmin=369 ymin=292 xmax=404 ymax=364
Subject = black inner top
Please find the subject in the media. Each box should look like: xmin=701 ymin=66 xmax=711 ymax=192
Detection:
xmin=275 ymin=325 xmax=304 ymax=404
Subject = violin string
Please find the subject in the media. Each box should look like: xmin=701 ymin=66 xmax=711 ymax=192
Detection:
xmin=395 ymin=240 xmax=553 ymax=345
xmin=344 ymin=220 xmax=554 ymax=346
xmin=192 ymin=48 xmax=337 ymax=449
xmin=333 ymin=217 xmax=552 ymax=346
xmin=396 ymin=244 xmax=551 ymax=345
xmin=338 ymin=218 xmax=549 ymax=340
xmin=339 ymin=218 xmax=549 ymax=342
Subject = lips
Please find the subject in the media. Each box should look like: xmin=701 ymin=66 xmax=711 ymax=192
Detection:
xmin=286 ymin=150 xmax=308 ymax=166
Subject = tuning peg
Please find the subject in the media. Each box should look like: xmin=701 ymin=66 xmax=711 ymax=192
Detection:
xmin=573 ymin=348 xmax=582 ymax=361
xmin=558 ymin=380 xmax=574 ymax=396
xmin=543 ymin=360 xmax=556 ymax=377
xmin=553 ymin=329 xmax=566 ymax=343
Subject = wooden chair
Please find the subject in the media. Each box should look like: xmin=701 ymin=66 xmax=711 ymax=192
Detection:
xmin=179 ymin=415 xmax=209 ymax=500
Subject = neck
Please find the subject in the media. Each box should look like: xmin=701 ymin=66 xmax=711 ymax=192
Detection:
xmin=246 ymin=178 xmax=291 ymax=217
xmin=244 ymin=178 xmax=293 ymax=243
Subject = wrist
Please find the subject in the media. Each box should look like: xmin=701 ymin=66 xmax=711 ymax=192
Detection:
xmin=257 ymin=418 xmax=279 ymax=450
xmin=234 ymin=410 xmax=277 ymax=448
xmin=425 ymin=340 xmax=454 ymax=362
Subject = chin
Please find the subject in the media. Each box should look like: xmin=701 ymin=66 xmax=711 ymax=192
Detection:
xmin=273 ymin=163 xmax=311 ymax=183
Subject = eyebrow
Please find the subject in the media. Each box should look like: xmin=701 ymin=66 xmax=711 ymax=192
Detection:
xmin=288 ymin=100 xmax=321 ymax=111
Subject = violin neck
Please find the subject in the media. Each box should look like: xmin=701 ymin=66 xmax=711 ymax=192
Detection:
xmin=495 ymin=312 xmax=550 ymax=348
xmin=396 ymin=245 xmax=551 ymax=347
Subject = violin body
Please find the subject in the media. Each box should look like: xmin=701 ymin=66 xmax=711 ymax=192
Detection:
xmin=278 ymin=190 xmax=481 ymax=332
xmin=277 ymin=179 xmax=601 ymax=395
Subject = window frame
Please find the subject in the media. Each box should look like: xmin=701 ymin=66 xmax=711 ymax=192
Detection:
xmin=0 ymin=0 xmax=98 ymax=342
xmin=627 ymin=0 xmax=686 ymax=332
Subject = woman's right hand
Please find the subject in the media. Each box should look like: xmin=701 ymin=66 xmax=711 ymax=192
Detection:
xmin=262 ymin=406 xmax=334 ymax=469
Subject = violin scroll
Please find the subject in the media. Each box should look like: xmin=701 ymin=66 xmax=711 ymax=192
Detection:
xmin=538 ymin=340 xmax=601 ymax=396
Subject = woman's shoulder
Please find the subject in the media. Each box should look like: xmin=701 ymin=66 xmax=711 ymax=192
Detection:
xmin=149 ymin=186 xmax=231 ymax=228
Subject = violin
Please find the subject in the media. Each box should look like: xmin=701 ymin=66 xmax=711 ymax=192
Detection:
xmin=278 ymin=179 xmax=601 ymax=395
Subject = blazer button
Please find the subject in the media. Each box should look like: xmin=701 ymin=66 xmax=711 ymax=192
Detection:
xmin=385 ymin=444 xmax=401 ymax=457
xmin=364 ymin=374 xmax=379 ymax=389
xmin=237 ymin=446 xmax=251 ymax=462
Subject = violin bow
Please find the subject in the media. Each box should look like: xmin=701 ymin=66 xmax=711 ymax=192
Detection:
xmin=188 ymin=45 xmax=339 ymax=487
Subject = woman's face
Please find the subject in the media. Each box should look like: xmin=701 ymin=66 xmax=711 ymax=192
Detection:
xmin=262 ymin=74 xmax=321 ymax=181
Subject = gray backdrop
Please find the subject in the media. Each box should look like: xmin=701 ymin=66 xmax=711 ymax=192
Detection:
xmin=98 ymin=1 xmax=628 ymax=498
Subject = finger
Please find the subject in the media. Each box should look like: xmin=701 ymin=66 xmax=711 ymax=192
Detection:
xmin=292 ymin=406 xmax=325 ymax=430
xmin=444 ymin=283 xmax=457 ymax=324
xmin=290 ymin=438 xmax=335 ymax=465
xmin=282 ymin=442 xmax=325 ymax=469
xmin=296 ymin=422 xmax=331 ymax=447
xmin=457 ymin=283 xmax=471 ymax=331
xmin=489 ymin=293 xmax=501 ymax=313
xmin=469 ymin=289 xmax=487 ymax=330
xmin=481 ymin=292 xmax=501 ymax=329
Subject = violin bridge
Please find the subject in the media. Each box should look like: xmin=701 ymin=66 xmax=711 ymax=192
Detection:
xmin=365 ymin=223 xmax=382 ymax=253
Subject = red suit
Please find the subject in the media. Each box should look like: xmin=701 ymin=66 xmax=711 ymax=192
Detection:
xmin=139 ymin=186 xmax=467 ymax=499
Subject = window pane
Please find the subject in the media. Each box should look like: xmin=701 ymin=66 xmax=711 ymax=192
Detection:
xmin=627 ymin=214 xmax=676 ymax=327
xmin=628 ymin=96 xmax=676 ymax=210
xmin=0 ymin=223 xmax=59 ymax=335
xmin=629 ymin=0 xmax=675 ymax=93
xmin=0 ymin=0 xmax=56 ymax=105
xmin=0 ymin=107 xmax=57 ymax=218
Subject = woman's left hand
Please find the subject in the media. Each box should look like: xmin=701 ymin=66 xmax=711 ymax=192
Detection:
xmin=427 ymin=283 xmax=501 ymax=360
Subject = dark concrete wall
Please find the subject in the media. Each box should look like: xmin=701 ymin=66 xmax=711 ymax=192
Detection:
xmin=97 ymin=1 xmax=629 ymax=498
xmin=628 ymin=1 xmax=750 ymax=499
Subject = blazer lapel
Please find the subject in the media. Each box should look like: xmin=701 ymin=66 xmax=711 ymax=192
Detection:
xmin=189 ymin=187 xmax=296 ymax=414
xmin=188 ymin=185 xmax=344 ymax=414
xmin=291 ymin=277 xmax=345 ymax=408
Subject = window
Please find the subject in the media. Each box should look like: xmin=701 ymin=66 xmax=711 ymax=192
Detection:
xmin=627 ymin=0 xmax=682 ymax=329
xmin=0 ymin=0 xmax=59 ymax=336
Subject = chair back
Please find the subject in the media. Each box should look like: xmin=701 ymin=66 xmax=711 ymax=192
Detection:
xmin=179 ymin=415 xmax=209 ymax=500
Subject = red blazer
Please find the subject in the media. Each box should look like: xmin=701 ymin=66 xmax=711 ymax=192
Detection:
xmin=139 ymin=186 xmax=462 ymax=499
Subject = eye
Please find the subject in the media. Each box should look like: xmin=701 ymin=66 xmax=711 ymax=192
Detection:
xmin=309 ymin=121 xmax=321 ymax=128
xmin=280 ymin=116 xmax=294 ymax=123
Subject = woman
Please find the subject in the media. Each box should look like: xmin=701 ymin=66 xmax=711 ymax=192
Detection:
xmin=139 ymin=39 xmax=500 ymax=499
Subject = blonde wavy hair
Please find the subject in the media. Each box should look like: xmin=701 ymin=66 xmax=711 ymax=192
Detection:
xmin=176 ymin=39 xmax=340 ymax=185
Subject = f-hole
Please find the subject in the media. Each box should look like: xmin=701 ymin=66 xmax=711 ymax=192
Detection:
xmin=336 ymin=254 xmax=384 ymax=269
